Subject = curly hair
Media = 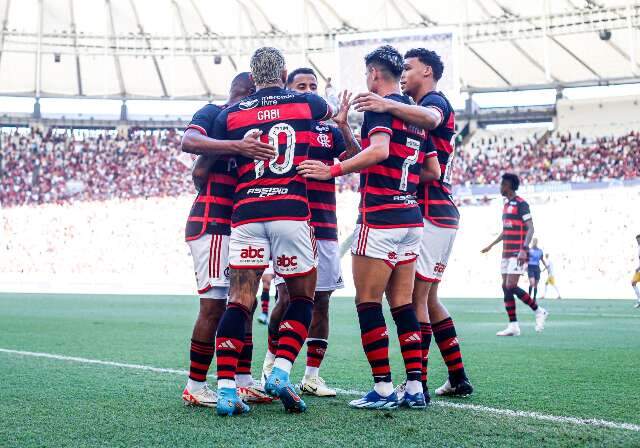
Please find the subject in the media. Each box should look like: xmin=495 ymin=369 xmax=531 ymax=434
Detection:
xmin=250 ymin=47 xmax=286 ymax=86
xmin=502 ymin=173 xmax=520 ymax=191
xmin=404 ymin=48 xmax=444 ymax=81
xmin=364 ymin=45 xmax=404 ymax=79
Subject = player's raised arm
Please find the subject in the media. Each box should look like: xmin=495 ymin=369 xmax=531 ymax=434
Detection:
xmin=482 ymin=232 xmax=503 ymax=253
xmin=298 ymin=131 xmax=390 ymax=180
xmin=353 ymin=92 xmax=442 ymax=131
xmin=332 ymin=90 xmax=361 ymax=158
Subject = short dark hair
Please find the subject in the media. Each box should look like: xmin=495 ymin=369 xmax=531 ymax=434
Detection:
xmin=502 ymin=173 xmax=520 ymax=191
xmin=287 ymin=67 xmax=317 ymax=86
xmin=364 ymin=45 xmax=404 ymax=79
xmin=404 ymin=48 xmax=444 ymax=81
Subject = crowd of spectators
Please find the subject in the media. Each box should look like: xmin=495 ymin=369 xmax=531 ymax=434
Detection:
xmin=2 ymin=127 xmax=639 ymax=207
xmin=1 ymin=128 xmax=191 ymax=207
xmin=454 ymin=130 xmax=640 ymax=186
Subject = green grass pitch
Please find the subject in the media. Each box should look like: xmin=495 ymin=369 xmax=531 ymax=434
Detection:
xmin=1 ymin=293 xmax=639 ymax=447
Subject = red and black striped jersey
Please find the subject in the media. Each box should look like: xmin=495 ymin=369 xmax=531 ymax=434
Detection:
xmin=416 ymin=91 xmax=460 ymax=229
xmin=184 ymin=104 xmax=238 ymax=240
xmin=307 ymin=121 xmax=346 ymax=240
xmin=502 ymin=196 xmax=532 ymax=258
xmin=213 ymin=87 xmax=332 ymax=226
xmin=358 ymin=93 xmax=427 ymax=229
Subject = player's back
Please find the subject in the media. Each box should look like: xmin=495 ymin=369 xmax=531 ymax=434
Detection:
xmin=213 ymin=87 xmax=331 ymax=226
xmin=359 ymin=93 xmax=426 ymax=228
xmin=528 ymin=247 xmax=544 ymax=266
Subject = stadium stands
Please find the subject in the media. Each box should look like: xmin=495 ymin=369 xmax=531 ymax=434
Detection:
xmin=2 ymin=124 xmax=638 ymax=207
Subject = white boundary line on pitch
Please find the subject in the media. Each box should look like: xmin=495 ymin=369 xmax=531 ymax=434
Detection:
xmin=2 ymin=347 xmax=639 ymax=433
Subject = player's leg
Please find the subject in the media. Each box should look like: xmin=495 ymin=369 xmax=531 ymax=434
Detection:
xmin=264 ymin=220 xmax=318 ymax=413
xmin=235 ymin=301 xmax=273 ymax=404
xmin=411 ymin=278 xmax=432 ymax=399
xmin=183 ymin=234 xmax=229 ymax=407
xmin=532 ymin=268 xmax=540 ymax=300
xmin=428 ymin=283 xmax=473 ymax=397
xmin=497 ymin=264 xmax=520 ymax=336
xmin=215 ymin=223 xmax=268 ymax=416
xmin=257 ymin=266 xmax=274 ymax=324
xmin=632 ymin=272 xmax=640 ymax=306
xmin=300 ymin=238 xmax=343 ymax=397
xmin=387 ymin=255 xmax=426 ymax=409
xmin=509 ymin=265 xmax=548 ymax=333
xmin=261 ymin=279 xmax=288 ymax=385
xmin=349 ymin=252 xmax=397 ymax=409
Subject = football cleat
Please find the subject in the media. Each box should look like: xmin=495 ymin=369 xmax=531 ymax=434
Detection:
xmin=496 ymin=323 xmax=521 ymax=336
xmin=237 ymin=383 xmax=275 ymax=403
xmin=394 ymin=381 xmax=406 ymax=402
xmin=257 ymin=312 xmax=268 ymax=325
xmin=216 ymin=387 xmax=250 ymax=416
xmin=535 ymin=308 xmax=549 ymax=332
xmin=635 ymin=301 xmax=640 ymax=309
xmin=182 ymin=384 xmax=217 ymax=407
xmin=265 ymin=367 xmax=307 ymax=413
xmin=348 ymin=389 xmax=399 ymax=410
xmin=261 ymin=355 xmax=275 ymax=387
xmin=435 ymin=378 xmax=474 ymax=397
xmin=401 ymin=391 xmax=428 ymax=409
xmin=299 ymin=376 xmax=337 ymax=397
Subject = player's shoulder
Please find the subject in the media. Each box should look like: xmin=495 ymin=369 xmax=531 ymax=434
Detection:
xmin=387 ymin=93 xmax=412 ymax=105
xmin=515 ymin=195 xmax=527 ymax=204
xmin=192 ymin=103 xmax=225 ymax=120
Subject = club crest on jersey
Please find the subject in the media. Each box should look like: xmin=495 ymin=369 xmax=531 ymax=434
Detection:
xmin=316 ymin=133 xmax=331 ymax=148
xmin=239 ymin=98 xmax=259 ymax=110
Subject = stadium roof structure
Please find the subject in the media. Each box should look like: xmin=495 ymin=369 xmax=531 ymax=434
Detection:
xmin=0 ymin=0 xmax=639 ymax=101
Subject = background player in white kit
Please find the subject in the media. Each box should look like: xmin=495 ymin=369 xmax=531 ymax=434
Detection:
xmin=541 ymin=253 xmax=562 ymax=300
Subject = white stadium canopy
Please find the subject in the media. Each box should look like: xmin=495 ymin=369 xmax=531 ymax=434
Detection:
xmin=0 ymin=0 xmax=639 ymax=100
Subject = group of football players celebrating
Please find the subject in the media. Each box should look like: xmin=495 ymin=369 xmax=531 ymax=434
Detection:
xmin=180 ymin=44 xmax=473 ymax=416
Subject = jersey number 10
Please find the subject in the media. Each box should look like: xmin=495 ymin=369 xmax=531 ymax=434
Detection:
xmin=245 ymin=123 xmax=296 ymax=179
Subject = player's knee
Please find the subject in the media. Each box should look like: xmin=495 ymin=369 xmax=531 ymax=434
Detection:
xmin=313 ymin=294 xmax=330 ymax=316
xmin=199 ymin=299 xmax=226 ymax=319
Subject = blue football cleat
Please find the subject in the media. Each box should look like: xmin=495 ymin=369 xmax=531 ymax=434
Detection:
xmin=216 ymin=387 xmax=250 ymax=416
xmin=348 ymin=389 xmax=399 ymax=410
xmin=401 ymin=391 xmax=428 ymax=409
xmin=265 ymin=367 xmax=307 ymax=413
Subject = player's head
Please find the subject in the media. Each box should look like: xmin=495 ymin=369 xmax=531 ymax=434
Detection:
xmin=228 ymin=72 xmax=255 ymax=103
xmin=500 ymin=173 xmax=520 ymax=196
xmin=364 ymin=45 xmax=404 ymax=93
xmin=532 ymin=237 xmax=538 ymax=248
xmin=286 ymin=67 xmax=318 ymax=94
xmin=250 ymin=47 xmax=287 ymax=88
xmin=401 ymin=48 xmax=444 ymax=99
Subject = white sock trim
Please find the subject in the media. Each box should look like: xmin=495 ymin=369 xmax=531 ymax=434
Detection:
xmin=217 ymin=379 xmax=235 ymax=390
xmin=304 ymin=366 xmax=320 ymax=377
xmin=273 ymin=357 xmax=293 ymax=374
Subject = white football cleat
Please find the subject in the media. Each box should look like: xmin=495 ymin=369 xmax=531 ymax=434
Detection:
xmin=496 ymin=322 xmax=521 ymax=337
xmin=260 ymin=354 xmax=275 ymax=387
xmin=634 ymin=301 xmax=640 ymax=309
xmin=237 ymin=382 xmax=275 ymax=403
xmin=435 ymin=378 xmax=474 ymax=397
xmin=182 ymin=383 xmax=217 ymax=407
xmin=299 ymin=376 xmax=337 ymax=397
xmin=535 ymin=308 xmax=549 ymax=332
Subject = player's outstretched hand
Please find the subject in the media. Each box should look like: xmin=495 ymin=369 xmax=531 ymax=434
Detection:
xmin=517 ymin=249 xmax=528 ymax=264
xmin=298 ymin=160 xmax=332 ymax=180
xmin=235 ymin=130 xmax=277 ymax=161
xmin=352 ymin=92 xmax=389 ymax=113
xmin=481 ymin=246 xmax=491 ymax=253
xmin=332 ymin=90 xmax=353 ymax=126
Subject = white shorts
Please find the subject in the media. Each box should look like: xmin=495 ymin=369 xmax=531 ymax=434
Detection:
xmin=274 ymin=239 xmax=344 ymax=291
xmin=186 ymin=233 xmax=230 ymax=299
xmin=351 ymin=224 xmax=422 ymax=268
xmin=415 ymin=219 xmax=457 ymax=283
xmin=501 ymin=257 xmax=526 ymax=275
xmin=229 ymin=220 xmax=318 ymax=278
xmin=263 ymin=260 xmax=274 ymax=276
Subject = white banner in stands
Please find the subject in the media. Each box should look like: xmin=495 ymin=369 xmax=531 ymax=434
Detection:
xmin=336 ymin=28 xmax=458 ymax=100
